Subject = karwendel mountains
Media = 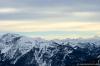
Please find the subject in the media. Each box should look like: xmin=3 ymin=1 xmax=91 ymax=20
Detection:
xmin=0 ymin=33 xmax=100 ymax=66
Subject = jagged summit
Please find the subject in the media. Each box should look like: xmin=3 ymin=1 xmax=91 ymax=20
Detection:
xmin=1 ymin=33 xmax=20 ymax=38
xmin=0 ymin=33 xmax=21 ymax=44
xmin=1 ymin=33 xmax=21 ymax=40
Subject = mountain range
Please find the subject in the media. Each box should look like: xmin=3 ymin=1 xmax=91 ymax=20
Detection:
xmin=0 ymin=33 xmax=100 ymax=66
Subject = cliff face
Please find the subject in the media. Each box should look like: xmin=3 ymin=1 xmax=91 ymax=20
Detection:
xmin=0 ymin=33 xmax=100 ymax=66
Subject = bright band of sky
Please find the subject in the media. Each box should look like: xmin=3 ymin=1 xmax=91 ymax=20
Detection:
xmin=0 ymin=21 xmax=100 ymax=39
xmin=0 ymin=21 xmax=100 ymax=32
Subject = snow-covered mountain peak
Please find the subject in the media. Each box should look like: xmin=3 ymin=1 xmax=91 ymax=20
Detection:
xmin=0 ymin=33 xmax=22 ymax=45
xmin=1 ymin=33 xmax=20 ymax=39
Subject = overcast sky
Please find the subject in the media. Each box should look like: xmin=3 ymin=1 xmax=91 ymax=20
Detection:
xmin=0 ymin=0 xmax=100 ymax=39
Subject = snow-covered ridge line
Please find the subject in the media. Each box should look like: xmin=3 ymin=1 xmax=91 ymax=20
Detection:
xmin=0 ymin=33 xmax=100 ymax=54
xmin=0 ymin=33 xmax=100 ymax=66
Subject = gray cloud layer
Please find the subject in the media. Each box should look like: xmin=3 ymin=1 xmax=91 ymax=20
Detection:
xmin=0 ymin=0 xmax=100 ymax=22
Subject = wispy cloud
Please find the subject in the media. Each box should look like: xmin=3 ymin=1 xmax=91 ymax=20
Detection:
xmin=0 ymin=8 xmax=18 ymax=13
xmin=71 ymin=12 xmax=99 ymax=17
